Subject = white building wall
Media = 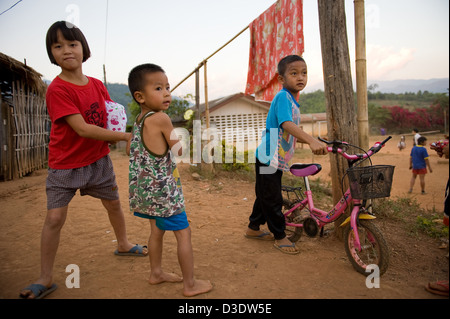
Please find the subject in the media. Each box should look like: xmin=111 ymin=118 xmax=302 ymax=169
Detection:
xmin=205 ymin=99 xmax=268 ymax=150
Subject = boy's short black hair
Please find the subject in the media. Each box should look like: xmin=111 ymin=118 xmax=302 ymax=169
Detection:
xmin=128 ymin=63 xmax=165 ymax=103
xmin=46 ymin=21 xmax=91 ymax=66
xmin=418 ymin=136 xmax=427 ymax=144
xmin=277 ymin=55 xmax=305 ymax=77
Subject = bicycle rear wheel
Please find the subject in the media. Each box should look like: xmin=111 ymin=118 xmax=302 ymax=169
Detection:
xmin=282 ymin=199 xmax=303 ymax=242
xmin=343 ymin=220 xmax=389 ymax=276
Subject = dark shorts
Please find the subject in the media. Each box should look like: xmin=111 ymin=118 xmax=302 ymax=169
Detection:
xmin=46 ymin=155 xmax=119 ymax=210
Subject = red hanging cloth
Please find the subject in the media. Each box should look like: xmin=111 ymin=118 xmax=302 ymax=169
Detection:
xmin=245 ymin=0 xmax=304 ymax=101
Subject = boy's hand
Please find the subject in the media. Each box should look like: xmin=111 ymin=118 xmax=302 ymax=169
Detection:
xmin=309 ymin=139 xmax=328 ymax=155
xmin=281 ymin=121 xmax=327 ymax=155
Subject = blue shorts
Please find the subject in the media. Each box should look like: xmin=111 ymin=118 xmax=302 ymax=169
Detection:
xmin=134 ymin=211 xmax=189 ymax=231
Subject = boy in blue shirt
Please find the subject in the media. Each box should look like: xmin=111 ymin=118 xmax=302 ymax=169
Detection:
xmin=245 ymin=55 xmax=327 ymax=254
xmin=409 ymin=136 xmax=433 ymax=194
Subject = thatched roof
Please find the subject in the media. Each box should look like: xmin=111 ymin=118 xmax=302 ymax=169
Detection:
xmin=0 ymin=52 xmax=47 ymax=95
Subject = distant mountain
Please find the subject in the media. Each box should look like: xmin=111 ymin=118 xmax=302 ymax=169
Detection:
xmin=42 ymin=79 xmax=134 ymax=106
xmin=368 ymin=78 xmax=449 ymax=94
xmin=44 ymin=78 xmax=449 ymax=102
xmin=106 ymin=82 xmax=132 ymax=107
xmin=305 ymin=78 xmax=449 ymax=94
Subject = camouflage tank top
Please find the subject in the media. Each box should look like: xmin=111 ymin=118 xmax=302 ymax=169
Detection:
xmin=129 ymin=111 xmax=185 ymax=217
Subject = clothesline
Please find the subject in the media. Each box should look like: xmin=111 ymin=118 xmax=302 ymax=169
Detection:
xmin=170 ymin=25 xmax=249 ymax=93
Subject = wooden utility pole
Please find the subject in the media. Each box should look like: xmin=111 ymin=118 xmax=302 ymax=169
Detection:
xmin=103 ymin=64 xmax=108 ymax=90
xmin=194 ymin=69 xmax=202 ymax=169
xmin=203 ymin=60 xmax=214 ymax=172
xmin=195 ymin=69 xmax=200 ymax=121
xmin=354 ymin=0 xmax=369 ymax=151
xmin=203 ymin=60 xmax=210 ymax=132
xmin=318 ymin=0 xmax=358 ymax=238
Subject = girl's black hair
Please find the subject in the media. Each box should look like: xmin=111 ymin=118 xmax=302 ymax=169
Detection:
xmin=277 ymin=55 xmax=305 ymax=77
xmin=46 ymin=21 xmax=91 ymax=66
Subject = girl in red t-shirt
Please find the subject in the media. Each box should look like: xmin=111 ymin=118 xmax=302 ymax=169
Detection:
xmin=20 ymin=21 xmax=147 ymax=299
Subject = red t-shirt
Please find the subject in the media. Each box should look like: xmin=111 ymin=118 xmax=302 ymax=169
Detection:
xmin=46 ymin=76 xmax=111 ymax=169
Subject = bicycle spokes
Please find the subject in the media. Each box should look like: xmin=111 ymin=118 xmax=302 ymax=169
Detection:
xmin=344 ymin=220 xmax=389 ymax=276
xmin=349 ymin=227 xmax=379 ymax=265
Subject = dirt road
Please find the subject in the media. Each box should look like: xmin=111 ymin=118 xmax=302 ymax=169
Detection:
xmin=0 ymin=134 xmax=448 ymax=299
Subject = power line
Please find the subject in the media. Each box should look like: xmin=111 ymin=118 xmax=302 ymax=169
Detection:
xmin=104 ymin=0 xmax=109 ymax=63
xmin=103 ymin=0 xmax=109 ymax=87
xmin=0 ymin=0 xmax=23 ymax=17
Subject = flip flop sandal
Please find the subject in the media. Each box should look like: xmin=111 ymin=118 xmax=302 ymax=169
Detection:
xmin=425 ymin=281 xmax=449 ymax=297
xmin=114 ymin=244 xmax=148 ymax=256
xmin=244 ymin=231 xmax=274 ymax=241
xmin=20 ymin=283 xmax=57 ymax=299
xmin=273 ymin=242 xmax=300 ymax=255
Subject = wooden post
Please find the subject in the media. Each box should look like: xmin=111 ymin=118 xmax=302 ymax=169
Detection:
xmin=318 ymin=0 xmax=358 ymax=239
xmin=354 ymin=0 xmax=372 ymax=212
xmin=354 ymin=0 xmax=369 ymax=151
xmin=203 ymin=61 xmax=210 ymax=131
xmin=203 ymin=60 xmax=215 ymax=172
xmin=0 ymin=87 xmax=6 ymax=181
xmin=103 ymin=64 xmax=108 ymax=90
xmin=194 ymin=68 xmax=202 ymax=169
xmin=195 ymin=68 xmax=200 ymax=120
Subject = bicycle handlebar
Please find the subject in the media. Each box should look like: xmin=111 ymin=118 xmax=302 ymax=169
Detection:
xmin=318 ymin=136 xmax=392 ymax=161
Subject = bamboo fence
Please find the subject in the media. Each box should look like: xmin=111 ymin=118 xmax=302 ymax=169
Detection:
xmin=1 ymin=82 xmax=49 ymax=180
xmin=10 ymin=80 xmax=49 ymax=179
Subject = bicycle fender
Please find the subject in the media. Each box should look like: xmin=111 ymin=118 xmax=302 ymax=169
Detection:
xmin=339 ymin=213 xmax=376 ymax=227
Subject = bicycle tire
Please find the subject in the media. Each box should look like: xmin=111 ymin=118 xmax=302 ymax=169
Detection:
xmin=282 ymin=199 xmax=303 ymax=242
xmin=343 ymin=220 xmax=389 ymax=276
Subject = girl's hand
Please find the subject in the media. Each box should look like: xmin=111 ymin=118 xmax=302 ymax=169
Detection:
xmin=126 ymin=133 xmax=132 ymax=156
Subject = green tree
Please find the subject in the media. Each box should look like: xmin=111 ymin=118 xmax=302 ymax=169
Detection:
xmin=126 ymin=93 xmax=193 ymax=127
xmin=368 ymin=103 xmax=390 ymax=130
xmin=299 ymin=89 xmax=326 ymax=113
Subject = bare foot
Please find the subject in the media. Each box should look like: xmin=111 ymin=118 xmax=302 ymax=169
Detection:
xmin=183 ymin=279 xmax=213 ymax=297
xmin=149 ymin=272 xmax=183 ymax=285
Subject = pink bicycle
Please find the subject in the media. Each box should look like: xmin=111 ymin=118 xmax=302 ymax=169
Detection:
xmin=282 ymin=136 xmax=394 ymax=275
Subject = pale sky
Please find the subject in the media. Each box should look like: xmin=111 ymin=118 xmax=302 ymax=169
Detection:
xmin=0 ymin=0 xmax=448 ymax=101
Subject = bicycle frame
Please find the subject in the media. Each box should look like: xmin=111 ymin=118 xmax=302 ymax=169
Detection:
xmin=284 ymin=136 xmax=393 ymax=251
xmin=284 ymin=187 xmax=353 ymax=228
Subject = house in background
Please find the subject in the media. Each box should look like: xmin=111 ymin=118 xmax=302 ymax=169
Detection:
xmin=300 ymin=112 xmax=328 ymax=138
xmin=191 ymin=93 xmax=327 ymax=148
xmin=198 ymin=93 xmax=270 ymax=149
xmin=172 ymin=92 xmax=327 ymax=152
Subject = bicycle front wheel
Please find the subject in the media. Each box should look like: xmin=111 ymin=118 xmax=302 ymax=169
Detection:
xmin=343 ymin=220 xmax=389 ymax=276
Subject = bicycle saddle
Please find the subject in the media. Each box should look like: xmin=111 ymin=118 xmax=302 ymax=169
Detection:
xmin=290 ymin=163 xmax=322 ymax=177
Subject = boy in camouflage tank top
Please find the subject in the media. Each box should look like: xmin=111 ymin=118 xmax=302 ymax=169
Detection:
xmin=127 ymin=64 xmax=212 ymax=297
